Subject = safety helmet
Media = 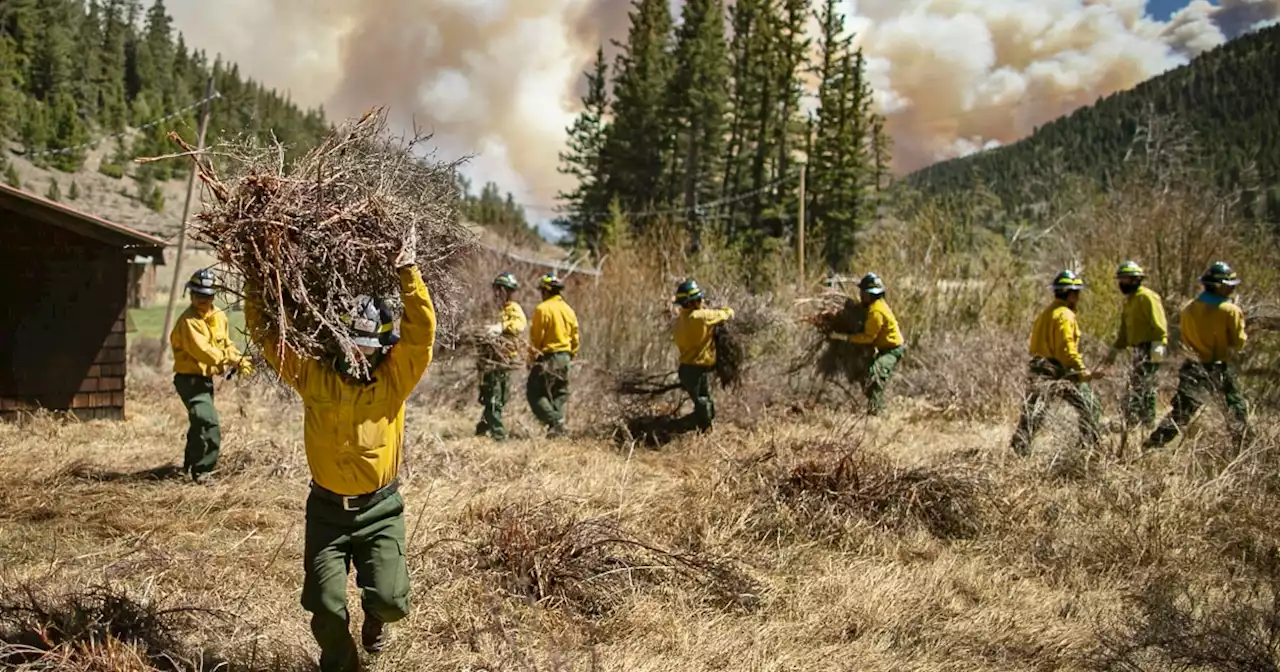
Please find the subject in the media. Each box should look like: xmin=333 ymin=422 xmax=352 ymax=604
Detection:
xmin=492 ymin=272 xmax=519 ymax=290
xmin=186 ymin=268 xmax=218 ymax=297
xmin=858 ymin=273 xmax=885 ymax=295
xmin=674 ymin=279 xmax=703 ymax=305
xmin=345 ymin=295 xmax=397 ymax=349
xmin=1052 ymin=270 xmax=1085 ymax=292
xmin=1200 ymin=261 xmax=1240 ymax=287
xmin=1115 ymin=261 xmax=1145 ymax=278
xmin=538 ymin=273 xmax=565 ymax=292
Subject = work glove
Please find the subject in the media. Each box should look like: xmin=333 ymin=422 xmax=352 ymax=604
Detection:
xmin=236 ymin=356 xmax=254 ymax=377
xmin=394 ymin=226 xmax=418 ymax=268
xmin=828 ymin=332 xmax=852 ymax=342
xmin=1150 ymin=344 xmax=1166 ymax=363
xmin=724 ymin=307 xmax=735 ymax=319
xmin=486 ymin=323 xmax=503 ymax=337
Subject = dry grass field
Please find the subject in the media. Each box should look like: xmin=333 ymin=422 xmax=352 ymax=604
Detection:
xmin=2 ymin=343 xmax=1279 ymax=671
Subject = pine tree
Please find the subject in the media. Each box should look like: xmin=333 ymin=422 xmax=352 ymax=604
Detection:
xmin=49 ymin=90 xmax=88 ymax=171
xmin=721 ymin=0 xmax=770 ymax=237
xmin=556 ymin=47 xmax=612 ymax=258
xmin=664 ymin=0 xmax=729 ymax=250
xmin=5 ymin=163 xmax=21 ymax=188
xmin=599 ymin=0 xmax=674 ymax=223
xmin=808 ymin=0 xmax=877 ymax=271
xmin=98 ymin=0 xmax=128 ymax=130
xmin=45 ymin=177 xmax=60 ymax=200
xmin=29 ymin=0 xmax=77 ymax=101
xmin=71 ymin=0 xmax=103 ymax=117
xmin=68 ymin=178 xmax=80 ymax=199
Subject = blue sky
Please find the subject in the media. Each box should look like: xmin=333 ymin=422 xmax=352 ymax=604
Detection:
xmin=1148 ymin=0 xmax=1201 ymax=20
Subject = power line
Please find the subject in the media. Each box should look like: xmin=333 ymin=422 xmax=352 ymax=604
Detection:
xmin=25 ymin=90 xmax=223 ymax=158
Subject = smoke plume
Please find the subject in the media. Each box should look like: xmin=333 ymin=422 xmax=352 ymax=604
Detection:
xmin=166 ymin=0 xmax=1280 ymax=215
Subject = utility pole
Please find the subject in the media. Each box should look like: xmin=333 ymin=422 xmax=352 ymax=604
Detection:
xmin=158 ymin=74 xmax=216 ymax=368
xmin=797 ymin=164 xmax=806 ymax=292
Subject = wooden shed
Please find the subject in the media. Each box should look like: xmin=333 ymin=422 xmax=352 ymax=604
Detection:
xmin=0 ymin=183 xmax=166 ymax=421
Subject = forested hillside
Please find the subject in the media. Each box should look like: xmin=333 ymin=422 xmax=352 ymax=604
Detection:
xmin=907 ymin=24 xmax=1280 ymax=221
xmin=0 ymin=0 xmax=331 ymax=189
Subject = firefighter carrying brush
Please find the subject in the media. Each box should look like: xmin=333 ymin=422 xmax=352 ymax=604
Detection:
xmin=476 ymin=272 xmax=527 ymax=441
xmin=1010 ymin=270 xmax=1106 ymax=456
xmin=672 ymin=279 xmax=734 ymax=432
xmin=245 ymin=229 xmax=435 ymax=672
xmin=827 ymin=273 xmax=905 ymax=415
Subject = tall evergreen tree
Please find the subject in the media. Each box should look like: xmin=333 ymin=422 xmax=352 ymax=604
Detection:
xmin=29 ymin=0 xmax=76 ymax=101
xmin=663 ymin=0 xmax=729 ymax=249
xmin=808 ymin=0 xmax=878 ymax=271
xmin=556 ymin=47 xmax=612 ymax=258
xmin=97 ymin=0 xmax=128 ymax=130
xmin=599 ymin=0 xmax=674 ymax=222
xmin=71 ymin=0 xmax=102 ymax=117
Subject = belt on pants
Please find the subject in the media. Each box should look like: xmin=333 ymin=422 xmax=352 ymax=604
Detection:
xmin=310 ymin=478 xmax=400 ymax=512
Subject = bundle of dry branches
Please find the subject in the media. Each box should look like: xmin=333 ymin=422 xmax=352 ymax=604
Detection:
xmin=465 ymin=500 xmax=759 ymax=616
xmin=712 ymin=293 xmax=778 ymax=388
xmin=792 ymin=295 xmax=876 ymax=386
xmin=158 ymin=107 xmax=476 ymax=372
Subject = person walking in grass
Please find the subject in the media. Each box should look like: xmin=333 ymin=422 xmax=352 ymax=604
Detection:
xmin=1102 ymin=260 xmax=1168 ymax=429
xmin=245 ymin=231 xmax=434 ymax=672
xmin=169 ymin=268 xmax=252 ymax=485
xmin=527 ymin=273 xmax=579 ymax=437
xmin=1010 ymin=270 xmax=1107 ymax=456
xmin=827 ymin=273 xmax=905 ymax=416
xmin=1144 ymin=261 xmax=1251 ymax=452
xmin=672 ymin=279 xmax=734 ymax=432
xmin=476 ymin=272 xmax=527 ymax=441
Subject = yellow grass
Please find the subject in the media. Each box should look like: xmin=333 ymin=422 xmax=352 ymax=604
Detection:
xmin=2 ymin=350 xmax=1278 ymax=670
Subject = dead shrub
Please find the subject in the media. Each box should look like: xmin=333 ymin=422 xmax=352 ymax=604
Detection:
xmin=1088 ymin=559 xmax=1280 ymax=671
xmin=463 ymin=500 xmax=760 ymax=618
xmin=772 ymin=447 xmax=991 ymax=540
xmin=0 ymin=584 xmax=307 ymax=671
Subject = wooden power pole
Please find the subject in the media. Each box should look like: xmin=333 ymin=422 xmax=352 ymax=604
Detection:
xmin=157 ymin=75 xmax=216 ymax=368
xmin=797 ymin=164 xmax=806 ymax=292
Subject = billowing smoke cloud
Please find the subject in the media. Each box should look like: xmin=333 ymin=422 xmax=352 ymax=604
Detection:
xmin=165 ymin=0 xmax=1280 ymax=215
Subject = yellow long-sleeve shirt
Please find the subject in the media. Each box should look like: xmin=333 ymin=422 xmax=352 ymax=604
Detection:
xmin=847 ymin=299 xmax=903 ymax=351
xmin=497 ymin=300 xmax=529 ymax=359
xmin=1179 ymin=297 xmax=1247 ymax=363
xmin=1029 ymin=299 xmax=1087 ymax=374
xmin=1113 ymin=286 xmax=1168 ymax=349
xmin=674 ymin=306 xmax=733 ymax=367
xmin=247 ymin=266 xmax=437 ymax=496
xmin=530 ymin=295 xmax=579 ymax=357
xmin=170 ymin=305 xmax=241 ymax=376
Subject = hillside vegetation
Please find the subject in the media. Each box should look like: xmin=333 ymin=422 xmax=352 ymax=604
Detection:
xmin=907 ymin=24 xmax=1280 ymax=223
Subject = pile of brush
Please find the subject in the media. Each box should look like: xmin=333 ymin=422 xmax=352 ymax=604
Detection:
xmin=156 ymin=107 xmax=475 ymax=376
xmin=793 ymin=294 xmax=876 ymax=387
xmin=465 ymin=500 xmax=760 ymax=616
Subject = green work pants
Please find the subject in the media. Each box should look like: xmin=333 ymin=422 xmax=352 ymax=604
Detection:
xmin=1123 ymin=346 xmax=1161 ymax=428
xmin=476 ymin=368 xmax=511 ymax=440
xmin=678 ymin=364 xmax=715 ymax=431
xmin=1145 ymin=361 xmax=1250 ymax=449
xmin=865 ymin=346 xmax=905 ymax=415
xmin=302 ymin=488 xmax=410 ymax=672
xmin=174 ymin=374 xmax=220 ymax=479
xmin=1010 ymin=360 xmax=1103 ymax=456
xmin=527 ymin=352 xmax=571 ymax=431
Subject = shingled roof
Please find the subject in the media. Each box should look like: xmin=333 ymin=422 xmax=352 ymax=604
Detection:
xmin=0 ymin=182 xmax=167 ymax=262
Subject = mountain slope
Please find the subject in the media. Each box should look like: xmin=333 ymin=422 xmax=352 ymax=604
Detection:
xmin=906 ymin=24 xmax=1280 ymax=214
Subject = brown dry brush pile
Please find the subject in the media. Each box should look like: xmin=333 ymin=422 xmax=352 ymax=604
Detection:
xmin=756 ymin=441 xmax=994 ymax=542
xmin=461 ymin=500 xmax=761 ymax=618
xmin=0 ymin=585 xmax=307 ymax=671
xmin=155 ymin=107 xmax=476 ymax=375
